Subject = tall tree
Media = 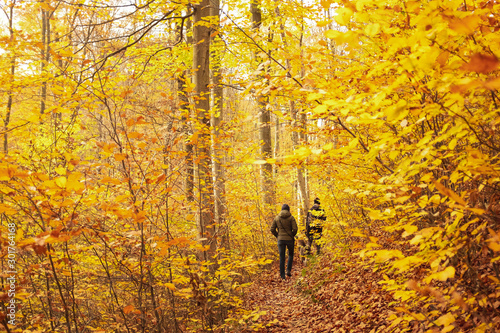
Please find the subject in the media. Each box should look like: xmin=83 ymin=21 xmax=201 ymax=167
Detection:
xmin=193 ymin=0 xmax=216 ymax=264
xmin=40 ymin=0 xmax=51 ymax=115
xmin=179 ymin=17 xmax=194 ymax=202
xmin=250 ymin=0 xmax=275 ymax=210
xmin=2 ymin=0 xmax=16 ymax=153
xmin=275 ymin=4 xmax=309 ymax=218
xmin=210 ymin=0 xmax=228 ymax=249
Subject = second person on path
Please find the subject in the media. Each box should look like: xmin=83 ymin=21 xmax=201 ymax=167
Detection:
xmin=270 ymin=204 xmax=298 ymax=280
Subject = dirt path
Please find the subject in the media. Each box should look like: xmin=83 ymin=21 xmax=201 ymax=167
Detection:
xmin=241 ymin=253 xmax=396 ymax=333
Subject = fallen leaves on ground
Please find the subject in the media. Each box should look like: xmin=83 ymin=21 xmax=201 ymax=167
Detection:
xmin=239 ymin=250 xmax=396 ymax=332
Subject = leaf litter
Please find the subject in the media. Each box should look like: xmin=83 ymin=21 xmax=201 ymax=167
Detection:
xmin=239 ymin=251 xmax=396 ymax=332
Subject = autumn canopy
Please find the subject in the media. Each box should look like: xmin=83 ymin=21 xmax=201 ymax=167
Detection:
xmin=0 ymin=0 xmax=499 ymax=331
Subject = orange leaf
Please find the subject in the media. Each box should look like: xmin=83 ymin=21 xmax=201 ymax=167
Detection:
xmin=123 ymin=305 xmax=135 ymax=314
xmin=484 ymin=77 xmax=500 ymax=90
xmin=436 ymin=51 xmax=449 ymax=66
xmin=127 ymin=132 xmax=143 ymax=139
xmin=114 ymin=153 xmax=127 ymax=162
xmin=462 ymin=53 xmax=500 ymax=74
xmin=101 ymin=176 xmax=122 ymax=185
xmin=433 ymin=181 xmax=467 ymax=206
xmin=448 ymin=15 xmax=481 ymax=35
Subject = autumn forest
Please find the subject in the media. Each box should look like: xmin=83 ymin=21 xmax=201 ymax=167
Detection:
xmin=0 ymin=0 xmax=499 ymax=331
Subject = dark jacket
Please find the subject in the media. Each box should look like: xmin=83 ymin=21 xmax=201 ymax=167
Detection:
xmin=271 ymin=210 xmax=298 ymax=241
xmin=306 ymin=204 xmax=326 ymax=238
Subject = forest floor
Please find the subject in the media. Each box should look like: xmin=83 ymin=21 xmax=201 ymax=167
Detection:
xmin=239 ymin=250 xmax=400 ymax=333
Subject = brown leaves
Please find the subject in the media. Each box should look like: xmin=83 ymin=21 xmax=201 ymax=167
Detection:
xmin=240 ymin=254 xmax=395 ymax=332
xmin=462 ymin=53 xmax=500 ymax=74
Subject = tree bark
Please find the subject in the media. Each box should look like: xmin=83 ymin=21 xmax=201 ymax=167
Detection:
xmin=180 ymin=17 xmax=194 ymax=202
xmin=275 ymin=4 xmax=309 ymax=220
xmin=210 ymin=0 xmax=228 ymax=250
xmin=193 ymin=0 xmax=216 ymax=264
xmin=3 ymin=1 xmax=16 ymax=153
xmin=251 ymin=0 xmax=275 ymax=209
xmin=178 ymin=71 xmax=194 ymax=202
xmin=40 ymin=3 xmax=51 ymax=115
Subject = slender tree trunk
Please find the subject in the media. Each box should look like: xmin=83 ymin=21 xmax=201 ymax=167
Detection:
xmin=193 ymin=0 xmax=216 ymax=264
xmin=251 ymin=0 xmax=275 ymax=210
xmin=179 ymin=71 xmax=194 ymax=201
xmin=179 ymin=17 xmax=194 ymax=202
xmin=273 ymin=115 xmax=279 ymax=175
xmin=290 ymin=99 xmax=309 ymax=219
xmin=297 ymin=11 xmax=309 ymax=215
xmin=4 ymin=1 xmax=16 ymax=153
xmin=40 ymin=4 xmax=51 ymax=115
xmin=210 ymin=0 xmax=228 ymax=250
xmin=275 ymin=4 xmax=309 ymax=220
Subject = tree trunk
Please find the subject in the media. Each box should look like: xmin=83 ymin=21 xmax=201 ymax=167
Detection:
xmin=210 ymin=0 xmax=228 ymax=250
xmin=291 ymin=99 xmax=309 ymax=221
xmin=276 ymin=4 xmax=309 ymax=220
xmin=40 ymin=4 xmax=51 ymax=115
xmin=179 ymin=17 xmax=194 ymax=202
xmin=4 ymin=1 xmax=16 ymax=153
xmin=297 ymin=14 xmax=309 ymax=217
xmin=273 ymin=114 xmax=279 ymax=176
xmin=193 ymin=0 xmax=216 ymax=264
xmin=178 ymin=71 xmax=194 ymax=202
xmin=251 ymin=0 xmax=275 ymax=210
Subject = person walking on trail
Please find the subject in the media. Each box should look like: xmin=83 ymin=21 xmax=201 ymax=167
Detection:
xmin=306 ymin=198 xmax=326 ymax=255
xmin=270 ymin=204 xmax=298 ymax=280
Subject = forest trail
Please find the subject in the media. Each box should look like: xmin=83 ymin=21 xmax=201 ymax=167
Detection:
xmin=240 ymin=252 xmax=398 ymax=333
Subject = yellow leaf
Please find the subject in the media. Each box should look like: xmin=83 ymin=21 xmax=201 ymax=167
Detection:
xmin=334 ymin=7 xmax=353 ymax=26
xmin=165 ymin=283 xmax=176 ymax=291
xmin=55 ymin=176 xmax=67 ymax=188
xmin=432 ymin=266 xmax=455 ymax=281
xmin=313 ymin=104 xmax=328 ymax=114
xmin=55 ymin=167 xmax=66 ymax=176
xmin=323 ymin=143 xmax=333 ymax=150
xmin=66 ymin=173 xmax=85 ymax=191
xmin=307 ymin=92 xmax=323 ymax=101
xmin=402 ymin=224 xmax=418 ymax=238
xmin=411 ymin=313 xmax=426 ymax=321
xmin=435 ymin=312 xmax=455 ymax=326
xmin=325 ymin=29 xmax=341 ymax=39
xmin=0 ymin=168 xmax=11 ymax=181
xmin=373 ymin=249 xmax=404 ymax=262
xmin=386 ymin=100 xmax=408 ymax=121
xmin=0 ymin=203 xmax=17 ymax=215
xmin=448 ymin=138 xmax=457 ymax=150
xmin=316 ymin=20 xmax=333 ymax=28
xmin=368 ymin=210 xmax=383 ymax=220
xmin=364 ymin=23 xmax=380 ymax=37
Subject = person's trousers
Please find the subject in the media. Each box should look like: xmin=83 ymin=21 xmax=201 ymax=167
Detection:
xmin=278 ymin=240 xmax=294 ymax=279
